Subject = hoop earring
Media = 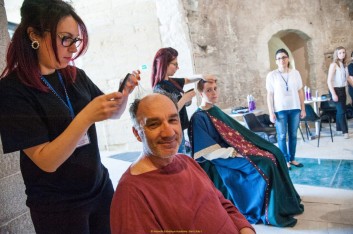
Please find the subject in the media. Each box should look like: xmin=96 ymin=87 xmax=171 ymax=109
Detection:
xmin=31 ymin=41 xmax=40 ymax=50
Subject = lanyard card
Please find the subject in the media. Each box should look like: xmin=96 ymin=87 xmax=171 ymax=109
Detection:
xmin=77 ymin=132 xmax=90 ymax=148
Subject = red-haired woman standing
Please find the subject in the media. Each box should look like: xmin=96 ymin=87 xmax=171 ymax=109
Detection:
xmin=151 ymin=47 xmax=201 ymax=153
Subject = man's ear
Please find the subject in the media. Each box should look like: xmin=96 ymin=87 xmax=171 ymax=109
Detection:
xmin=132 ymin=127 xmax=142 ymax=142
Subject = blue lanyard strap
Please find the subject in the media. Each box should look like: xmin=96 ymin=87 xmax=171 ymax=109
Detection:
xmin=41 ymin=72 xmax=75 ymax=119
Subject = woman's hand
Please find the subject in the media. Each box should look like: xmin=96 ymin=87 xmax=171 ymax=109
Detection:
xmin=177 ymin=90 xmax=196 ymax=110
xmin=332 ymin=93 xmax=338 ymax=102
xmin=300 ymin=109 xmax=306 ymax=119
xmin=79 ymin=70 xmax=141 ymax=123
xmin=78 ymin=92 xmax=124 ymax=124
xmin=181 ymin=90 xmax=196 ymax=103
xmin=269 ymin=113 xmax=276 ymax=123
xmin=120 ymin=70 xmax=141 ymax=95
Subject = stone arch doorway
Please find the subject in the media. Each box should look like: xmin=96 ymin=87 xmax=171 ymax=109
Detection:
xmin=268 ymin=30 xmax=311 ymax=88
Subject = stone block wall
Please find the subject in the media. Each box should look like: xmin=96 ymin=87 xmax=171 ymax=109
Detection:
xmin=184 ymin=0 xmax=353 ymax=110
xmin=0 ymin=1 xmax=35 ymax=233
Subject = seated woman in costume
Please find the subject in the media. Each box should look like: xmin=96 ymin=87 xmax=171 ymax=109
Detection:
xmin=188 ymin=76 xmax=304 ymax=227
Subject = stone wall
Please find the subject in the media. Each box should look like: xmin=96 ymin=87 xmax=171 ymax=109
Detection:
xmin=0 ymin=1 xmax=35 ymax=233
xmin=184 ymin=0 xmax=353 ymax=110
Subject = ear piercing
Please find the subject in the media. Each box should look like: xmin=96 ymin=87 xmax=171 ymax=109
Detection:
xmin=31 ymin=40 xmax=40 ymax=50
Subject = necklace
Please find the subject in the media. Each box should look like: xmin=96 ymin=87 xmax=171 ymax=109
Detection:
xmin=278 ymin=69 xmax=289 ymax=91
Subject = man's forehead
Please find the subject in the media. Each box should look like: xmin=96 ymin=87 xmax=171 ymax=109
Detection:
xmin=143 ymin=113 xmax=179 ymax=123
xmin=137 ymin=94 xmax=178 ymax=119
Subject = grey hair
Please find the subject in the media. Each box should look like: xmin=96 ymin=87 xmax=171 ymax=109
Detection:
xmin=129 ymin=98 xmax=142 ymax=128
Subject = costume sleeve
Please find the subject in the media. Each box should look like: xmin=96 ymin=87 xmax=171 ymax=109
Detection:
xmin=203 ymin=147 xmax=241 ymax=160
xmin=189 ymin=111 xmax=234 ymax=160
xmin=110 ymin=181 xmax=162 ymax=234
xmin=189 ymin=111 xmax=220 ymax=159
xmin=215 ymin=188 xmax=256 ymax=232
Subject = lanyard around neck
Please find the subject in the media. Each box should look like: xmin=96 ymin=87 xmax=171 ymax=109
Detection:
xmin=278 ymin=70 xmax=289 ymax=91
xmin=41 ymin=72 xmax=75 ymax=119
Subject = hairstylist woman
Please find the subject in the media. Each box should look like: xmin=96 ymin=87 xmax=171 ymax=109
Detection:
xmin=0 ymin=0 xmax=139 ymax=233
xmin=266 ymin=48 xmax=306 ymax=170
xmin=151 ymin=47 xmax=202 ymax=153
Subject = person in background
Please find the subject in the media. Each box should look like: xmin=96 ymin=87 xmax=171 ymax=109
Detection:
xmin=0 ymin=0 xmax=139 ymax=233
xmin=151 ymin=47 xmax=202 ymax=153
xmin=327 ymin=46 xmax=349 ymax=139
xmin=347 ymin=51 xmax=353 ymax=105
xmin=266 ymin=48 xmax=306 ymax=170
xmin=188 ymin=76 xmax=304 ymax=227
xmin=110 ymin=93 xmax=256 ymax=234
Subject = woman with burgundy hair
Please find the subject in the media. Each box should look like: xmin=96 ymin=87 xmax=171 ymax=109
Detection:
xmin=151 ymin=47 xmax=202 ymax=153
xmin=0 ymin=0 xmax=139 ymax=233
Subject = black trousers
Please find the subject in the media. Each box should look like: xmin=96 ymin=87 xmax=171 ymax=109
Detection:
xmin=30 ymin=180 xmax=114 ymax=234
xmin=332 ymin=87 xmax=348 ymax=133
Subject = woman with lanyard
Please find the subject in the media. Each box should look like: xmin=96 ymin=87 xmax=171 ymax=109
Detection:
xmin=327 ymin=46 xmax=350 ymax=139
xmin=151 ymin=47 xmax=202 ymax=154
xmin=0 ymin=0 xmax=139 ymax=233
xmin=266 ymin=48 xmax=306 ymax=170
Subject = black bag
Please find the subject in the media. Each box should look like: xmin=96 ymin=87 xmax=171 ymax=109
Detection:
xmin=256 ymin=114 xmax=274 ymax=128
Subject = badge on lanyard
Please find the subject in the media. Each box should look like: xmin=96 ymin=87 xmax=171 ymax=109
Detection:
xmin=41 ymin=72 xmax=91 ymax=148
xmin=77 ymin=132 xmax=90 ymax=148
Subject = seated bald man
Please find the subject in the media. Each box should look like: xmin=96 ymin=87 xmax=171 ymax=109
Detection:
xmin=110 ymin=93 xmax=256 ymax=234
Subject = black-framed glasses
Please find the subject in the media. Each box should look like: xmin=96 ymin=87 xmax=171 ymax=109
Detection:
xmin=57 ymin=34 xmax=82 ymax=48
xmin=276 ymin=56 xmax=288 ymax=61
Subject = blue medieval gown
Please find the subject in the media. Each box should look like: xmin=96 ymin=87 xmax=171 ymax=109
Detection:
xmin=188 ymin=106 xmax=304 ymax=227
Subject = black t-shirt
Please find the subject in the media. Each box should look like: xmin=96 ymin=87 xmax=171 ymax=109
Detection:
xmin=154 ymin=78 xmax=189 ymax=130
xmin=0 ymin=68 xmax=111 ymax=212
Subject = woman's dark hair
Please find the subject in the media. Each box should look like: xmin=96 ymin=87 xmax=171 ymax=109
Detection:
xmin=275 ymin=48 xmax=291 ymax=68
xmin=275 ymin=48 xmax=289 ymax=58
xmin=0 ymin=0 xmax=88 ymax=92
xmin=151 ymin=47 xmax=178 ymax=88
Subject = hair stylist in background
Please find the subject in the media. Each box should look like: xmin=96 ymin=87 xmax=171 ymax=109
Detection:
xmin=266 ymin=48 xmax=306 ymax=170
xmin=0 ymin=0 xmax=139 ymax=233
xmin=151 ymin=47 xmax=202 ymax=153
xmin=327 ymin=46 xmax=349 ymax=139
